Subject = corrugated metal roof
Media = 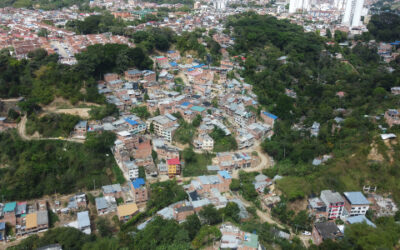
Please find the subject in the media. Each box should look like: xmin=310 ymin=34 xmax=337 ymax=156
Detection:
xmin=37 ymin=210 xmax=48 ymax=225
xmin=96 ymin=197 xmax=108 ymax=210
xmin=344 ymin=192 xmax=370 ymax=205
xmin=218 ymin=170 xmax=231 ymax=179
xmin=3 ymin=202 xmax=16 ymax=213
xmin=77 ymin=211 xmax=90 ymax=228
xmin=347 ymin=215 xmax=376 ymax=227
xmin=263 ymin=111 xmax=278 ymax=120
xmin=191 ymin=106 xmax=205 ymax=112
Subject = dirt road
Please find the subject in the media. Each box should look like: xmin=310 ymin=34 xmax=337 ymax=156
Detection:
xmin=234 ymin=193 xmax=286 ymax=229
xmin=17 ymin=115 xmax=85 ymax=143
xmin=231 ymin=141 xmax=273 ymax=179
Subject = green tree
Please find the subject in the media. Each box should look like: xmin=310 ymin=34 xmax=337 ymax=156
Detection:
xmin=192 ymin=225 xmax=221 ymax=249
xmin=326 ymin=28 xmax=332 ymax=39
xmin=85 ymin=131 xmax=116 ymax=153
xmin=192 ymin=114 xmax=202 ymax=127
xmin=222 ymin=202 xmax=240 ymax=223
xmin=229 ymin=179 xmax=240 ymax=191
xmin=199 ymin=205 xmax=222 ymax=225
xmin=96 ymin=217 xmax=113 ymax=237
xmin=37 ymin=28 xmax=49 ymax=38
xmin=131 ymin=106 xmax=151 ymax=119
xmin=182 ymin=214 xmax=201 ymax=240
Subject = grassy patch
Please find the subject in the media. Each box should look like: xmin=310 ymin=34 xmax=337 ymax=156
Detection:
xmin=182 ymin=152 xmax=214 ymax=177
xmin=276 ymin=177 xmax=311 ymax=201
xmin=112 ymin=164 xmax=126 ymax=184
xmin=210 ymin=127 xmax=238 ymax=152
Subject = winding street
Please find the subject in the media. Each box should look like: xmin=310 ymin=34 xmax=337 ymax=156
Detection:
xmin=17 ymin=115 xmax=85 ymax=143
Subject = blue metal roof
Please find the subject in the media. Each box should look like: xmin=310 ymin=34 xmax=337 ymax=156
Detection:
xmin=218 ymin=170 xmax=232 ymax=179
xmin=169 ymin=61 xmax=178 ymax=67
xmin=181 ymin=102 xmax=190 ymax=107
xmin=0 ymin=222 xmax=5 ymax=230
xmin=343 ymin=192 xmax=370 ymax=205
xmin=125 ymin=118 xmax=138 ymax=126
xmin=132 ymin=178 xmax=145 ymax=189
xmin=187 ymin=68 xmax=195 ymax=72
xmin=193 ymin=64 xmax=205 ymax=68
xmin=263 ymin=112 xmax=278 ymax=120
xmin=168 ymin=50 xmax=175 ymax=53
xmin=347 ymin=215 xmax=376 ymax=228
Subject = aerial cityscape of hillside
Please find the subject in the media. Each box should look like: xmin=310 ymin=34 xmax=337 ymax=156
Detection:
xmin=0 ymin=0 xmax=399 ymax=249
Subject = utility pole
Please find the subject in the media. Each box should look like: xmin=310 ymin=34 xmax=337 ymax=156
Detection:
xmin=93 ymin=179 xmax=96 ymax=190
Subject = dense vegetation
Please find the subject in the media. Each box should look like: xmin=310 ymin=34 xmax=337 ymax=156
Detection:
xmin=132 ymin=27 xmax=176 ymax=53
xmin=172 ymin=112 xmax=196 ymax=144
xmin=0 ymin=44 xmax=152 ymax=111
xmin=210 ymin=127 xmax=238 ymax=152
xmin=0 ymin=0 xmax=89 ymax=10
xmin=75 ymin=43 xmax=153 ymax=79
xmin=367 ymin=12 xmax=400 ymax=42
xmin=0 ymin=49 xmax=102 ymax=106
xmin=0 ymin=131 xmax=116 ymax=200
xmin=89 ymin=103 xmax=119 ymax=120
xmin=146 ymin=180 xmax=188 ymax=214
xmin=131 ymin=106 xmax=151 ymax=120
xmin=8 ymin=227 xmax=93 ymax=250
xmin=141 ymin=0 xmax=194 ymax=5
xmin=12 ymin=213 xmax=400 ymax=250
xmin=26 ymin=113 xmax=80 ymax=137
xmin=176 ymin=29 xmax=207 ymax=59
xmin=226 ymin=12 xmax=400 ymax=202
xmin=66 ymin=14 xmax=126 ymax=35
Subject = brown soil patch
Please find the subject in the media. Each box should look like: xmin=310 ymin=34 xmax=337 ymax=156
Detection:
xmin=367 ymin=142 xmax=384 ymax=162
xmin=287 ymin=198 xmax=308 ymax=212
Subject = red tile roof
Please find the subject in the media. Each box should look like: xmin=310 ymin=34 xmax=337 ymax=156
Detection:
xmin=167 ymin=158 xmax=180 ymax=165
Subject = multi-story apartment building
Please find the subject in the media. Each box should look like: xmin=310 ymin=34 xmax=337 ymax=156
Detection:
xmin=194 ymin=134 xmax=214 ymax=151
xmin=261 ymin=111 xmax=278 ymax=128
xmin=343 ymin=192 xmax=370 ymax=217
xmin=188 ymin=171 xmax=232 ymax=194
xmin=212 ymin=152 xmax=252 ymax=172
xmin=167 ymin=158 xmax=181 ymax=177
xmin=147 ymin=114 xmax=179 ymax=143
xmin=123 ymin=161 xmax=139 ymax=180
xmin=320 ymin=190 xmax=345 ymax=220
xmin=124 ymin=117 xmax=147 ymax=135
xmin=131 ymin=178 xmax=148 ymax=203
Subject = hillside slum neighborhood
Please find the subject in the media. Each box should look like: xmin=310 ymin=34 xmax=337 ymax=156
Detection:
xmin=0 ymin=3 xmax=400 ymax=248
xmin=1 ymin=46 xmax=399 ymax=247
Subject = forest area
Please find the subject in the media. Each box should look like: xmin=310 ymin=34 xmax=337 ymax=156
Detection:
xmin=224 ymin=12 xmax=400 ymax=201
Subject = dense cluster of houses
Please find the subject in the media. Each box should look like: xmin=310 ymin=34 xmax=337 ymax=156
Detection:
xmin=0 ymin=200 xmax=49 ymax=240
xmin=308 ymin=190 xmax=398 ymax=245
